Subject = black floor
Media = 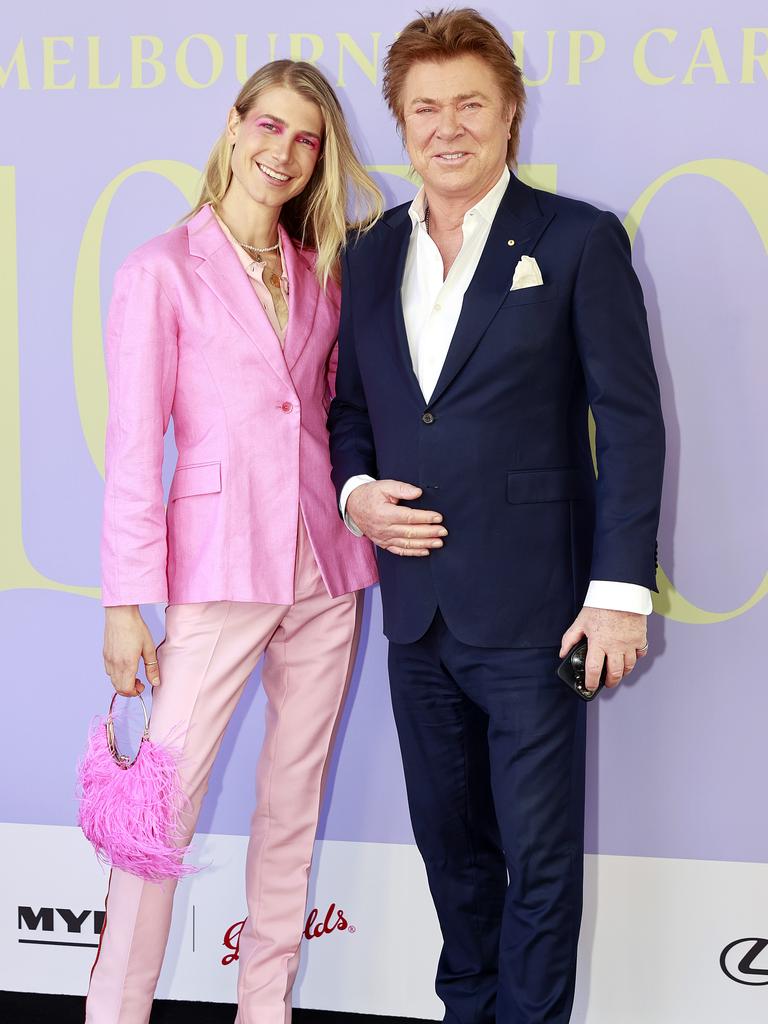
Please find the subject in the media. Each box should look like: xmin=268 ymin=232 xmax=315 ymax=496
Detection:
xmin=0 ymin=991 xmax=428 ymax=1024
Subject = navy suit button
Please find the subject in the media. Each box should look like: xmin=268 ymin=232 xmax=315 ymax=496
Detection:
xmin=422 ymin=411 xmax=435 ymax=424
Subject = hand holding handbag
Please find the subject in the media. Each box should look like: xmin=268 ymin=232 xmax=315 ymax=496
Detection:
xmin=77 ymin=693 xmax=196 ymax=882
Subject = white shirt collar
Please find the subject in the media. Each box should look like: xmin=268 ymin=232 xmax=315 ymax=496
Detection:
xmin=408 ymin=164 xmax=511 ymax=230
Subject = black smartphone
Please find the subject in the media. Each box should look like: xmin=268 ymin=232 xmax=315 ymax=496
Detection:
xmin=557 ymin=639 xmax=607 ymax=701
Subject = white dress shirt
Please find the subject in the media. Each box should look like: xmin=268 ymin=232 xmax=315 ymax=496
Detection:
xmin=340 ymin=167 xmax=652 ymax=615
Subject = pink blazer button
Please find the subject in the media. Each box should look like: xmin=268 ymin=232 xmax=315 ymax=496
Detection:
xmin=281 ymin=402 xmax=293 ymax=413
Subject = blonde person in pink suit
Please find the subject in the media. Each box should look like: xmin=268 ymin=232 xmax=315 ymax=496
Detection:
xmin=86 ymin=60 xmax=381 ymax=1024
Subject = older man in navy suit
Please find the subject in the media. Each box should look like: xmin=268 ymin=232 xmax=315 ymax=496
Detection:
xmin=329 ymin=9 xmax=664 ymax=1022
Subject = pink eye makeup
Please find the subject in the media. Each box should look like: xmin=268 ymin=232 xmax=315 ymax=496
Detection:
xmin=252 ymin=115 xmax=321 ymax=150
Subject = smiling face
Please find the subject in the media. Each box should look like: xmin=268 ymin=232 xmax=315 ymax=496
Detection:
xmin=226 ymin=85 xmax=324 ymax=212
xmin=402 ymin=54 xmax=514 ymax=205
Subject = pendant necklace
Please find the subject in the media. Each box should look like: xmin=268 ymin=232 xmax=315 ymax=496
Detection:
xmin=237 ymin=238 xmax=283 ymax=289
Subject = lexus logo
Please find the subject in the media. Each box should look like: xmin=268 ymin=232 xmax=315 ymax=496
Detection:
xmin=720 ymin=938 xmax=768 ymax=985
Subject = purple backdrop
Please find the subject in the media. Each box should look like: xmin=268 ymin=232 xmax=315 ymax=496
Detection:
xmin=1 ymin=1 xmax=766 ymax=868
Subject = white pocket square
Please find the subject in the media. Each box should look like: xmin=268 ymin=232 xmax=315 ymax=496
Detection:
xmin=510 ymin=255 xmax=543 ymax=290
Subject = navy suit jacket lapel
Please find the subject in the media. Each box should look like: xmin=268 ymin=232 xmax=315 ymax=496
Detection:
xmin=383 ymin=206 xmax=425 ymax=406
xmin=428 ymin=175 xmax=554 ymax=407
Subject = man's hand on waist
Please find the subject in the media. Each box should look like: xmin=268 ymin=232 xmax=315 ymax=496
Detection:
xmin=559 ymin=607 xmax=649 ymax=692
xmin=345 ymin=479 xmax=447 ymax=557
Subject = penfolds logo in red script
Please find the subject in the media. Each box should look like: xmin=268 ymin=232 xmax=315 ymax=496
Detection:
xmin=222 ymin=903 xmax=355 ymax=965
xmin=303 ymin=902 xmax=352 ymax=940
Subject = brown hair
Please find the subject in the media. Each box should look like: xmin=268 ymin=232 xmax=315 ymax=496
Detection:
xmin=383 ymin=8 xmax=526 ymax=165
xmin=187 ymin=60 xmax=382 ymax=286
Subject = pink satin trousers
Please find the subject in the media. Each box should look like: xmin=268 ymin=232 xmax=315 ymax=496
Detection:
xmin=85 ymin=517 xmax=363 ymax=1023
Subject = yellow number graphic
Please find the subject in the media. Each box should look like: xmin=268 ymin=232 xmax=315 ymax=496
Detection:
xmin=0 ymin=162 xmax=199 ymax=595
xmin=0 ymin=168 xmax=97 ymax=595
xmin=2 ymin=155 xmax=763 ymax=622
xmin=73 ymin=160 xmax=200 ymax=475
xmin=625 ymin=159 xmax=768 ymax=623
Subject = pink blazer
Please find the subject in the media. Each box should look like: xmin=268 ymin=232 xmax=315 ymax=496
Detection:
xmin=101 ymin=205 xmax=378 ymax=606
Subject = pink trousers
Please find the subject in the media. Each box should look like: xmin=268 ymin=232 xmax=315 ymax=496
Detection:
xmin=86 ymin=518 xmax=363 ymax=1024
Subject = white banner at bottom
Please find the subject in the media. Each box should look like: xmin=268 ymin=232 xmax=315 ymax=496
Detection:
xmin=1 ymin=824 xmax=766 ymax=1022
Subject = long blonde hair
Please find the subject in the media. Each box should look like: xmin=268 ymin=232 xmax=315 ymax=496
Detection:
xmin=188 ymin=60 xmax=382 ymax=286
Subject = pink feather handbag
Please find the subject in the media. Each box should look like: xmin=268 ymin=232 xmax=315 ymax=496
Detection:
xmin=77 ymin=693 xmax=196 ymax=882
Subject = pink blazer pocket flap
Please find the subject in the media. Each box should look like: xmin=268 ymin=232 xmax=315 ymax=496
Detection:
xmin=169 ymin=461 xmax=222 ymax=501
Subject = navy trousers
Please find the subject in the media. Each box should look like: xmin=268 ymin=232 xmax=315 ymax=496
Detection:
xmin=388 ymin=610 xmax=587 ymax=1024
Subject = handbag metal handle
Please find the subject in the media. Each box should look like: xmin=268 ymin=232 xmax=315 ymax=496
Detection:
xmin=105 ymin=692 xmax=150 ymax=768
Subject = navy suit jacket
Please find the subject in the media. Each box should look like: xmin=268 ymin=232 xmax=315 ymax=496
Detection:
xmin=329 ymin=173 xmax=665 ymax=647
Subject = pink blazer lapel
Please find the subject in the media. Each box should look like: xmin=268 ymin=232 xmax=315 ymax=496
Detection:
xmin=279 ymin=225 xmax=320 ymax=371
xmin=187 ymin=206 xmax=293 ymax=391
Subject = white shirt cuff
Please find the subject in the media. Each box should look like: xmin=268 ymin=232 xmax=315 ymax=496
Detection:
xmin=340 ymin=475 xmax=375 ymax=537
xmin=583 ymin=580 xmax=653 ymax=615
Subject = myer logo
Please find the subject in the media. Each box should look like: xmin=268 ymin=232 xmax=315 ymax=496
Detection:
xmin=17 ymin=906 xmax=104 ymax=949
xmin=720 ymin=937 xmax=768 ymax=986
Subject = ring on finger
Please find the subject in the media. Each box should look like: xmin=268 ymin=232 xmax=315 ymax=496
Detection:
xmin=145 ymin=660 xmax=158 ymax=666
xmin=637 ymin=642 xmax=649 ymax=654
